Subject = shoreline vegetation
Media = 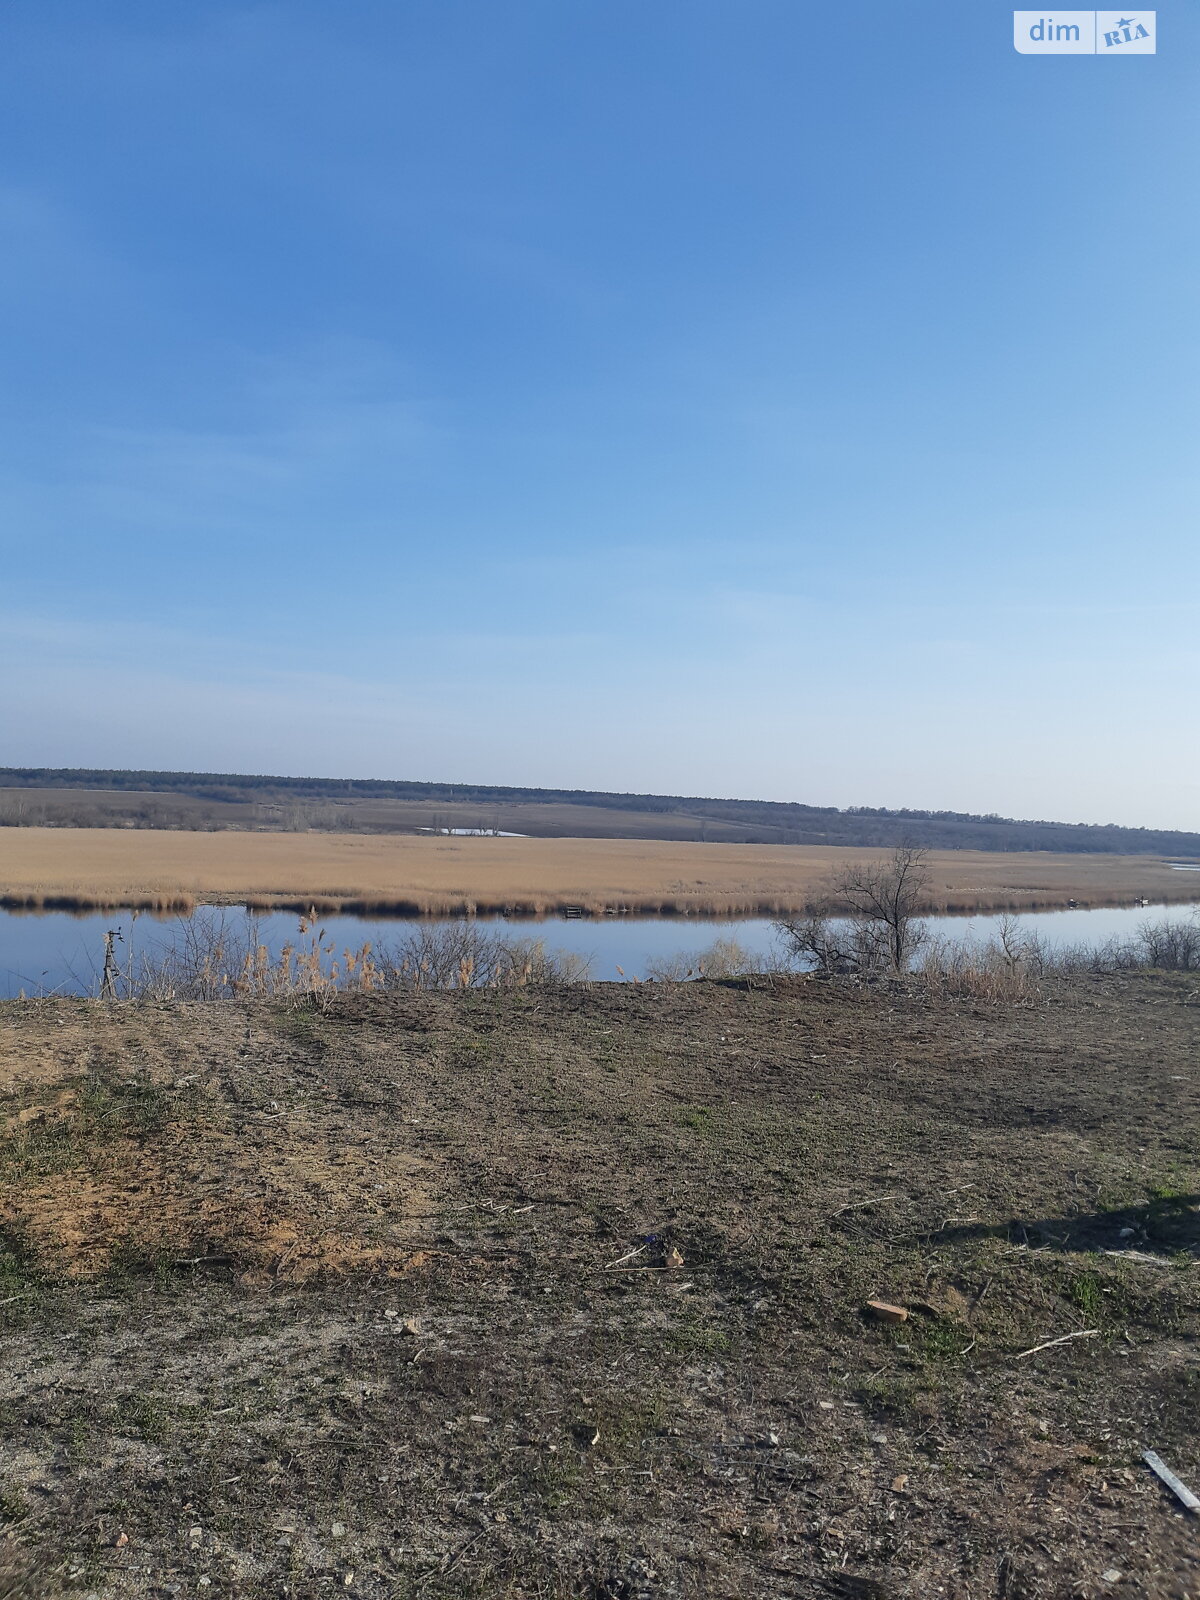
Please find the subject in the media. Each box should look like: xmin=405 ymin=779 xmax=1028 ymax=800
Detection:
xmin=2 ymin=827 xmax=1200 ymax=919
xmin=64 ymin=904 xmax=1200 ymax=1004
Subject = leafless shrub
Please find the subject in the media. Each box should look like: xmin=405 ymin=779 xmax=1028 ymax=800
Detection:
xmin=912 ymin=909 xmax=1200 ymax=1003
xmin=1029 ymin=914 xmax=1200 ymax=975
xmin=378 ymin=924 xmax=591 ymax=989
xmin=644 ymin=936 xmax=755 ymax=982
xmin=918 ymin=916 xmax=1045 ymax=1003
xmin=772 ymin=913 xmax=885 ymax=975
xmin=1132 ymin=913 xmax=1200 ymax=970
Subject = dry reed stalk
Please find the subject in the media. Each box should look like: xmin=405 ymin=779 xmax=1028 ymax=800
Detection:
xmin=2 ymin=830 xmax=1197 ymax=923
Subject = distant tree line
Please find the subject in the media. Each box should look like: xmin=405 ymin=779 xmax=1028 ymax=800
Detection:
xmin=0 ymin=767 xmax=1196 ymax=857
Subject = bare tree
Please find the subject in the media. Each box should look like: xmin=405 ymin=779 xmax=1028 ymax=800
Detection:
xmin=777 ymin=845 xmax=931 ymax=975
xmin=839 ymin=845 xmax=931 ymax=971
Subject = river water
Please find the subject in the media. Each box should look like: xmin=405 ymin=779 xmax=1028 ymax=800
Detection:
xmin=1 ymin=899 xmax=1198 ymax=998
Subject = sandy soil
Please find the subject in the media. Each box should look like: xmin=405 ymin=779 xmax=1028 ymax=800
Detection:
xmin=0 ymin=976 xmax=1197 ymax=1598
xmin=2 ymin=828 xmax=1198 ymax=916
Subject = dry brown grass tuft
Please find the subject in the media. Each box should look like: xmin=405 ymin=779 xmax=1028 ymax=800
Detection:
xmin=1 ymin=829 xmax=1196 ymax=920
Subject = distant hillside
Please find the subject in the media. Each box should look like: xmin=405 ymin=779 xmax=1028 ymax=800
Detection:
xmin=0 ymin=767 xmax=1197 ymax=856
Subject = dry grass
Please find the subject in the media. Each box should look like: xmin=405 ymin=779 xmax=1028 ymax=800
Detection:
xmin=1 ymin=826 xmax=1197 ymax=918
xmin=123 ymin=916 xmax=591 ymax=1001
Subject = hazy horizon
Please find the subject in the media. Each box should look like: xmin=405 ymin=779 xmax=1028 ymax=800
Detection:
xmin=4 ymin=762 xmax=1199 ymax=837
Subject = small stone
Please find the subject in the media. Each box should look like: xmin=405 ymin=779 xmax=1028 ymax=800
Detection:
xmin=818 ymin=1400 xmax=835 ymax=1410
xmin=1101 ymin=1573 xmax=1122 ymax=1586
xmin=331 ymin=1522 xmax=347 ymax=1539
xmin=469 ymin=1414 xmax=491 ymax=1424
xmin=871 ymin=1432 xmax=888 ymax=1444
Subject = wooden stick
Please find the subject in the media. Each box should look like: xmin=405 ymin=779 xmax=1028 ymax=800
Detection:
xmin=1015 ymin=1328 xmax=1098 ymax=1359
xmin=1144 ymin=1451 xmax=1200 ymax=1513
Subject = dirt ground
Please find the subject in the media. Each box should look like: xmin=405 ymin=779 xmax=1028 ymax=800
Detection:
xmin=0 ymin=975 xmax=1197 ymax=1599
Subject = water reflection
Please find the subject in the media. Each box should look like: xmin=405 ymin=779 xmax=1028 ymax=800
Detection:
xmin=1 ymin=898 xmax=1198 ymax=998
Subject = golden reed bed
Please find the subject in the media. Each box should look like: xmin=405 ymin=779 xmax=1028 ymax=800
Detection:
xmin=0 ymin=827 xmax=1196 ymax=917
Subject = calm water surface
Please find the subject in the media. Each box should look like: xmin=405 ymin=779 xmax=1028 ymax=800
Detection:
xmin=1 ymin=900 xmax=1198 ymax=998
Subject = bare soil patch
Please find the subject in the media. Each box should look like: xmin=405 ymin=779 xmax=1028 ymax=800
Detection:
xmin=0 ymin=977 xmax=1197 ymax=1598
xmin=0 ymin=1008 xmax=433 ymax=1283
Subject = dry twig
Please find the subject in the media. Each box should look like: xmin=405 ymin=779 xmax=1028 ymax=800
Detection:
xmin=1015 ymin=1329 xmax=1098 ymax=1359
xmin=835 ymin=1194 xmax=903 ymax=1216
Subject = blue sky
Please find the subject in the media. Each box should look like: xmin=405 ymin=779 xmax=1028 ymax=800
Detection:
xmin=1 ymin=2 xmax=1196 ymax=827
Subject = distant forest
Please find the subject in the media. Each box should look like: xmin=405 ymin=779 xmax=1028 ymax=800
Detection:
xmin=1 ymin=767 xmax=1197 ymax=856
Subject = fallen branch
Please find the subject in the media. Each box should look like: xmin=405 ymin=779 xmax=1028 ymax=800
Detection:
xmin=1143 ymin=1450 xmax=1200 ymax=1514
xmin=835 ymin=1194 xmax=903 ymax=1216
xmin=1015 ymin=1328 xmax=1099 ymax=1359
xmin=1104 ymin=1250 xmax=1171 ymax=1267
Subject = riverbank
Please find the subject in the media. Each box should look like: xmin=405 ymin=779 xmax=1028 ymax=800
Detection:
xmin=1 ymin=976 xmax=1198 ymax=1597
xmin=2 ymin=827 xmax=1198 ymax=918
